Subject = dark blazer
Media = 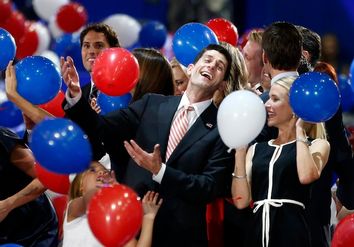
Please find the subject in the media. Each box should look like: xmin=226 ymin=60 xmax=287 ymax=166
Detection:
xmin=81 ymin=82 xmax=92 ymax=101
xmin=65 ymin=93 xmax=233 ymax=247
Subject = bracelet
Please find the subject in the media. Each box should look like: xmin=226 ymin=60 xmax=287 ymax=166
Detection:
xmin=296 ymin=138 xmax=311 ymax=146
xmin=232 ymin=172 xmax=247 ymax=179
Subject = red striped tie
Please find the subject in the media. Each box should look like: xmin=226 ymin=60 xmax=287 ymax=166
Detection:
xmin=166 ymin=105 xmax=194 ymax=161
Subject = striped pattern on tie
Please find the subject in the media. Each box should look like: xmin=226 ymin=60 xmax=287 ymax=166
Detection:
xmin=166 ymin=105 xmax=194 ymax=161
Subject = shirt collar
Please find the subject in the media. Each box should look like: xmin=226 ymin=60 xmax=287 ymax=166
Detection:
xmin=178 ymin=93 xmax=212 ymax=117
xmin=271 ymin=71 xmax=299 ymax=85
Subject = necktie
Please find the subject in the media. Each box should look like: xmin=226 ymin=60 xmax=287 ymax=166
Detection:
xmin=166 ymin=105 xmax=194 ymax=161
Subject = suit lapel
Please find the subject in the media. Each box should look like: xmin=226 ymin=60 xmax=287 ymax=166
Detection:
xmin=166 ymin=103 xmax=217 ymax=165
xmin=158 ymin=96 xmax=182 ymax=161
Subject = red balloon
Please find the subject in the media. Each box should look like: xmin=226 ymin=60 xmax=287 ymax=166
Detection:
xmin=0 ymin=0 xmax=12 ymax=23
xmin=0 ymin=11 xmax=25 ymax=42
xmin=92 ymin=48 xmax=139 ymax=96
xmin=16 ymin=21 xmax=39 ymax=59
xmin=51 ymin=195 xmax=68 ymax=241
xmin=332 ymin=214 xmax=354 ymax=247
xmin=206 ymin=18 xmax=238 ymax=46
xmin=38 ymin=90 xmax=65 ymax=117
xmin=87 ymin=184 xmax=143 ymax=247
xmin=56 ymin=2 xmax=87 ymax=33
xmin=35 ymin=161 xmax=70 ymax=194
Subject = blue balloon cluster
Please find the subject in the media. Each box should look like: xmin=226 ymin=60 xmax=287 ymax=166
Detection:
xmin=139 ymin=21 xmax=167 ymax=49
xmin=0 ymin=101 xmax=23 ymax=128
xmin=97 ymin=92 xmax=132 ymax=115
xmin=172 ymin=23 xmax=219 ymax=67
xmin=29 ymin=118 xmax=92 ymax=174
xmin=0 ymin=28 xmax=16 ymax=71
xmin=53 ymin=33 xmax=85 ymax=72
xmin=15 ymin=56 xmax=62 ymax=105
xmin=289 ymin=72 xmax=340 ymax=122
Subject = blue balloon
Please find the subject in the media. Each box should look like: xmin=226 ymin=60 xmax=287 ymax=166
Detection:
xmin=0 ymin=28 xmax=16 ymax=71
xmin=338 ymin=75 xmax=354 ymax=112
xmin=97 ymin=92 xmax=132 ymax=115
xmin=172 ymin=23 xmax=219 ymax=67
xmin=289 ymin=72 xmax=341 ymax=122
xmin=53 ymin=33 xmax=85 ymax=71
xmin=139 ymin=21 xmax=167 ymax=49
xmin=0 ymin=101 xmax=24 ymax=128
xmin=15 ymin=56 xmax=62 ymax=105
xmin=29 ymin=118 xmax=92 ymax=174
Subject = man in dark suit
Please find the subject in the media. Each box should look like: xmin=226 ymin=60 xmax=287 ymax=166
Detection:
xmin=61 ymin=44 xmax=234 ymax=247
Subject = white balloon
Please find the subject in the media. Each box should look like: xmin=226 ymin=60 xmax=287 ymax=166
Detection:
xmin=40 ymin=50 xmax=60 ymax=68
xmin=104 ymin=14 xmax=141 ymax=48
xmin=217 ymin=90 xmax=266 ymax=149
xmin=33 ymin=0 xmax=69 ymax=21
xmin=48 ymin=16 xmax=63 ymax=39
xmin=34 ymin=22 xmax=51 ymax=55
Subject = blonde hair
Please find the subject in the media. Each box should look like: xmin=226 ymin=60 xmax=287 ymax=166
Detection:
xmin=273 ymin=76 xmax=327 ymax=140
xmin=69 ymin=173 xmax=85 ymax=200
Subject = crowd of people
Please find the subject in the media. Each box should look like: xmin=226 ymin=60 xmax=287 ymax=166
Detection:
xmin=0 ymin=19 xmax=353 ymax=247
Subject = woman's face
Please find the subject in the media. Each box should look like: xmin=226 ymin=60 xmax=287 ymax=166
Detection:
xmin=265 ymin=84 xmax=293 ymax=127
xmin=172 ymin=65 xmax=189 ymax=95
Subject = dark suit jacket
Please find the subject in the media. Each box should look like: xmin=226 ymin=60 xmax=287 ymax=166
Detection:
xmin=65 ymin=93 xmax=233 ymax=247
xmin=81 ymin=82 xmax=92 ymax=101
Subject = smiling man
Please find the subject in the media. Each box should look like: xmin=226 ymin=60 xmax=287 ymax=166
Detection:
xmin=62 ymin=44 xmax=233 ymax=247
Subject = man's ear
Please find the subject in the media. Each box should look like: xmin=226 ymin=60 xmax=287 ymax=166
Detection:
xmin=262 ymin=50 xmax=269 ymax=65
xmin=302 ymin=50 xmax=311 ymax=62
xmin=186 ymin=64 xmax=194 ymax=77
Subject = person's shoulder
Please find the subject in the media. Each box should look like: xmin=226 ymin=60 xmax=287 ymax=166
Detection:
xmin=143 ymin=93 xmax=178 ymax=103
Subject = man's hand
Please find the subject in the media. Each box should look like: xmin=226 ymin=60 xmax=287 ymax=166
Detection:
xmin=124 ymin=140 xmax=162 ymax=175
xmin=60 ymin=56 xmax=81 ymax=98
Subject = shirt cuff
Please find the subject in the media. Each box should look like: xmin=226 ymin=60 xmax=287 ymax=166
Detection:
xmin=64 ymin=90 xmax=82 ymax=109
xmin=152 ymin=163 xmax=166 ymax=184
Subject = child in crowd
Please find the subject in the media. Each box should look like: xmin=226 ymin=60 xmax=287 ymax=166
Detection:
xmin=63 ymin=161 xmax=162 ymax=247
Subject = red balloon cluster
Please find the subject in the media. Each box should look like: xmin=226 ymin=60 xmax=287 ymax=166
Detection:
xmin=35 ymin=161 xmax=70 ymax=194
xmin=0 ymin=11 xmax=25 ymax=42
xmin=0 ymin=0 xmax=12 ymax=23
xmin=56 ymin=2 xmax=88 ymax=33
xmin=38 ymin=91 xmax=65 ymax=117
xmin=206 ymin=18 xmax=238 ymax=46
xmin=87 ymin=184 xmax=143 ymax=247
xmin=92 ymin=48 xmax=139 ymax=96
xmin=332 ymin=214 xmax=354 ymax=247
xmin=16 ymin=21 xmax=39 ymax=59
